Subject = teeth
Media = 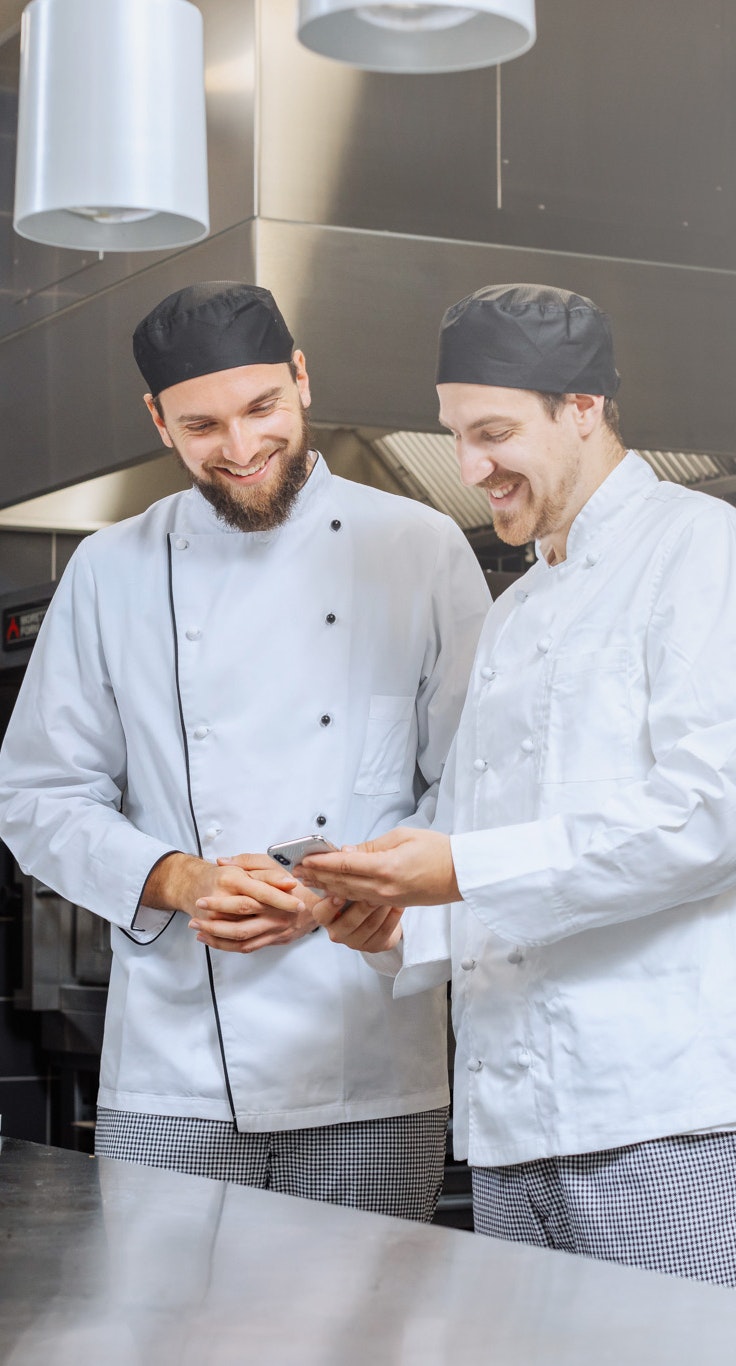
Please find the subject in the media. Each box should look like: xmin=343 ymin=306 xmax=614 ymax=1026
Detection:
xmin=489 ymin=482 xmax=516 ymax=499
xmin=225 ymin=457 xmax=269 ymax=478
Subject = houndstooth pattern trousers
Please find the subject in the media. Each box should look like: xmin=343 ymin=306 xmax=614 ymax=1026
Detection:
xmin=472 ymin=1131 xmax=736 ymax=1286
xmin=95 ymin=1106 xmax=448 ymax=1222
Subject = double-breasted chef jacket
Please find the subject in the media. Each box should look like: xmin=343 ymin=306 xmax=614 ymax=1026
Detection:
xmin=0 ymin=457 xmax=489 ymax=1131
xmin=389 ymin=452 xmax=736 ymax=1167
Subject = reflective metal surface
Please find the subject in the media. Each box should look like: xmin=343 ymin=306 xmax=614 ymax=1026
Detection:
xmin=255 ymin=217 xmax=736 ymax=453
xmin=1 ymin=0 xmax=736 ymax=508
xmin=1 ymin=1139 xmax=734 ymax=1365
xmin=261 ymin=0 xmax=736 ymax=269
xmin=499 ymin=0 xmax=735 ymax=272
xmin=260 ymin=0 xmax=499 ymax=237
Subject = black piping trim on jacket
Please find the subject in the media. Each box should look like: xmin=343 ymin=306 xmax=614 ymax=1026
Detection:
xmin=120 ymin=850 xmax=178 ymax=945
xmin=167 ymin=535 xmax=238 ymax=1128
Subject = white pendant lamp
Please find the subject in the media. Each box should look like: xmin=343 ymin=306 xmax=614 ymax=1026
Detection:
xmin=296 ymin=1 xmax=536 ymax=73
xmin=13 ymin=0 xmax=209 ymax=252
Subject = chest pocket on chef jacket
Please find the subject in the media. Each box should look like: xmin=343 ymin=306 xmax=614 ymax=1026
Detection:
xmin=540 ymin=646 xmax=634 ymax=783
xmin=354 ymin=695 xmax=415 ymax=795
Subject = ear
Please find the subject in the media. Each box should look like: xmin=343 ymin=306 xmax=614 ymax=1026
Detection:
xmin=291 ymin=349 xmax=312 ymax=410
xmin=569 ymin=393 xmax=604 ymax=436
xmin=143 ymin=393 xmax=174 ymax=449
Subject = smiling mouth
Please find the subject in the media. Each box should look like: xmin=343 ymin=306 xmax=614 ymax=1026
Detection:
xmin=214 ymin=452 xmax=276 ymax=483
xmin=487 ymin=478 xmax=523 ymax=505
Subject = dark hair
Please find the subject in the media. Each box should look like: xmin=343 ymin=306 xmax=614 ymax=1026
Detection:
xmin=152 ymin=357 xmax=300 ymax=421
xmin=537 ymin=391 xmax=622 ymax=442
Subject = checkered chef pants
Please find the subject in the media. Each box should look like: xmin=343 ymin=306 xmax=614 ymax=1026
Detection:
xmin=472 ymin=1131 xmax=736 ymax=1286
xmin=95 ymin=1106 xmax=448 ymax=1222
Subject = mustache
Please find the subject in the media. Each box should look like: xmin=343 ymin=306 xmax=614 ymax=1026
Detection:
xmin=482 ymin=473 xmax=521 ymax=492
xmin=202 ymin=445 xmax=282 ymax=475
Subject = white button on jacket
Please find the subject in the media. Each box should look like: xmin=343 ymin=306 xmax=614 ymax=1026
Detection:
xmin=393 ymin=453 xmax=736 ymax=1167
xmin=0 ymin=458 xmax=489 ymax=1133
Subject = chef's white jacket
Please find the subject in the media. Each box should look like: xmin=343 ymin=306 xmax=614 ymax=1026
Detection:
xmin=0 ymin=457 xmax=489 ymax=1130
xmin=392 ymin=452 xmax=736 ymax=1166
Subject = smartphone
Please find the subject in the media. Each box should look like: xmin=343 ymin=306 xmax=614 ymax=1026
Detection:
xmin=267 ymin=835 xmax=338 ymax=871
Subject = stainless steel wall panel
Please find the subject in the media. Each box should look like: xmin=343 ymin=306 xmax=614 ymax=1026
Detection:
xmin=0 ymin=0 xmax=22 ymax=40
xmin=259 ymin=0 xmax=736 ymax=271
xmin=258 ymin=0 xmax=498 ymax=240
xmin=0 ymin=220 xmax=257 ymax=506
xmin=498 ymin=0 xmax=736 ymax=270
xmin=0 ymin=90 xmax=13 ymax=207
xmin=256 ymin=217 xmax=736 ymax=454
xmin=0 ymin=530 xmax=55 ymax=592
xmin=0 ymin=223 xmax=113 ymax=340
xmin=200 ymin=0 xmax=256 ymax=235
xmin=0 ymin=14 xmax=18 ymax=79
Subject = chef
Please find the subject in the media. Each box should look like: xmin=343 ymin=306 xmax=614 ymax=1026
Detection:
xmin=304 ymin=283 xmax=736 ymax=1283
xmin=0 ymin=281 xmax=489 ymax=1217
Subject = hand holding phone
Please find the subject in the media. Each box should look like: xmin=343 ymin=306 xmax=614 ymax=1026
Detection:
xmin=266 ymin=835 xmax=338 ymax=871
xmin=267 ymin=835 xmax=352 ymax=913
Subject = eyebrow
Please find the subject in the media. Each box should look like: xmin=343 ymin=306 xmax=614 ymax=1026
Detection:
xmin=175 ymin=386 xmax=285 ymax=424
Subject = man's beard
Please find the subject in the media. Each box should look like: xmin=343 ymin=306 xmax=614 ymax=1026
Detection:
xmin=489 ymin=455 xmax=581 ymax=547
xmin=174 ymin=407 xmax=313 ymax=533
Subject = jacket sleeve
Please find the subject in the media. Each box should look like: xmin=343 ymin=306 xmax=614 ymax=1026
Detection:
xmin=451 ymin=505 xmax=736 ymax=946
xmin=400 ymin=517 xmax=490 ymax=831
xmin=0 ymin=542 xmax=177 ymax=941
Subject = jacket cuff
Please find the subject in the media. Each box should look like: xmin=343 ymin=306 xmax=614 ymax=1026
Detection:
xmin=361 ymin=943 xmax=405 ymax=977
xmin=451 ymin=819 xmax=576 ymax=946
xmin=128 ymin=850 xmax=181 ymax=942
xmin=392 ymin=905 xmax=452 ymax=998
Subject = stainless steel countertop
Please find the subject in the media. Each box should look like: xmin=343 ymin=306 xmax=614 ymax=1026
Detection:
xmin=1 ymin=1137 xmax=734 ymax=1364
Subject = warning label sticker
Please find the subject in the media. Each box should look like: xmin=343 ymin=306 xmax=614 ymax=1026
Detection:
xmin=3 ymin=601 xmax=50 ymax=652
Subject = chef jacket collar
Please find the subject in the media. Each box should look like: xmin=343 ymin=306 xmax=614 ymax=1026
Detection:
xmin=535 ymin=450 xmax=657 ymax=568
xmin=182 ymin=450 xmax=328 ymax=536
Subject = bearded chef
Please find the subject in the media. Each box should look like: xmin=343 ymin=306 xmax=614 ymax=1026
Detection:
xmin=0 ymin=282 xmax=489 ymax=1216
xmin=304 ymin=283 xmax=736 ymax=1284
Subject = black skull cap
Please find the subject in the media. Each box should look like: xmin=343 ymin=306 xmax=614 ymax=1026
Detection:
xmin=133 ymin=281 xmax=295 ymax=396
xmin=436 ymin=283 xmax=620 ymax=396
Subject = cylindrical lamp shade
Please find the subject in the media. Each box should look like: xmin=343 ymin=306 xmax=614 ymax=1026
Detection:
xmin=297 ymin=0 xmax=536 ymax=73
xmin=13 ymin=0 xmax=209 ymax=251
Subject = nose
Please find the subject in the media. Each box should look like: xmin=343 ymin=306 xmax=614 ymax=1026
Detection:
xmin=457 ymin=441 xmax=496 ymax=489
xmin=222 ymin=419 xmax=260 ymax=465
